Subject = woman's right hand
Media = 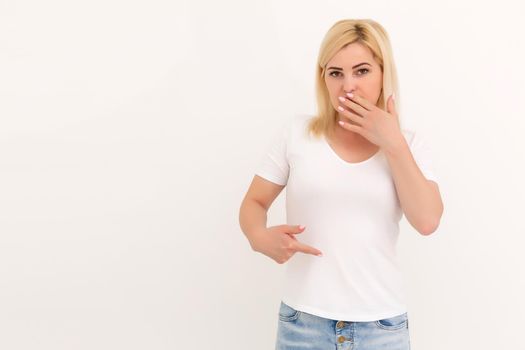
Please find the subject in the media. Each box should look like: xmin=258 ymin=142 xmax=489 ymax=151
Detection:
xmin=250 ymin=225 xmax=323 ymax=264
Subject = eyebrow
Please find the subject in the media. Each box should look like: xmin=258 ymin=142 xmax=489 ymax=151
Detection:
xmin=326 ymin=62 xmax=371 ymax=70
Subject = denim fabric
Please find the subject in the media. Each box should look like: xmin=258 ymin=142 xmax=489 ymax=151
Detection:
xmin=275 ymin=301 xmax=411 ymax=350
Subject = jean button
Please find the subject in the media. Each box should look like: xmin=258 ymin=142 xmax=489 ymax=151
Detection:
xmin=337 ymin=335 xmax=345 ymax=343
xmin=336 ymin=320 xmax=345 ymax=328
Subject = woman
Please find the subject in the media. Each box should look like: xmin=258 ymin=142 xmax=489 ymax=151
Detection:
xmin=239 ymin=19 xmax=443 ymax=350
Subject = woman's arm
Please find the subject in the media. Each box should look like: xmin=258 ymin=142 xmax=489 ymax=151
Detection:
xmin=384 ymin=139 xmax=444 ymax=235
xmin=239 ymin=175 xmax=285 ymax=249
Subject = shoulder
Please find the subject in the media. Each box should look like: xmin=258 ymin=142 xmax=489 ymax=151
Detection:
xmin=278 ymin=114 xmax=314 ymax=137
xmin=400 ymin=128 xmax=428 ymax=147
xmin=400 ymin=128 xmax=415 ymax=142
xmin=400 ymin=128 xmax=435 ymax=154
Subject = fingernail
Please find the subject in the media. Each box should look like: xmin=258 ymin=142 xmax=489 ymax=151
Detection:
xmin=317 ymin=252 xmax=323 ymax=257
xmin=299 ymin=225 xmax=305 ymax=230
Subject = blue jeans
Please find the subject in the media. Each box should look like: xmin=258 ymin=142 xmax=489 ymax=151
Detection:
xmin=275 ymin=301 xmax=411 ymax=350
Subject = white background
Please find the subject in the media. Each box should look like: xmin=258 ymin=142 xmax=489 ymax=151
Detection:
xmin=1 ymin=0 xmax=524 ymax=349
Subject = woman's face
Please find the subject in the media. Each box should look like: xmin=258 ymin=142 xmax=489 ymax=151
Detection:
xmin=324 ymin=42 xmax=383 ymax=125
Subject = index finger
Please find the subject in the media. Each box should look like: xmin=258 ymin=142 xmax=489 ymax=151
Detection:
xmin=346 ymin=92 xmax=374 ymax=111
xmin=292 ymin=241 xmax=323 ymax=256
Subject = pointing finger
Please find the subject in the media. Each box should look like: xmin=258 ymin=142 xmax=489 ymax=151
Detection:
xmin=293 ymin=241 xmax=323 ymax=257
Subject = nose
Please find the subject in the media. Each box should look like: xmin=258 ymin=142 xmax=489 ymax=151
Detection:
xmin=343 ymin=78 xmax=357 ymax=94
xmin=343 ymin=74 xmax=358 ymax=92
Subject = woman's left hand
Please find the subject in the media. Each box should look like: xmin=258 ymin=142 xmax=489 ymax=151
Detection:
xmin=337 ymin=92 xmax=405 ymax=153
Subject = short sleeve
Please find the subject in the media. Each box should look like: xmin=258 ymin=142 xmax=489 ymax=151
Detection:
xmin=254 ymin=121 xmax=291 ymax=186
xmin=407 ymin=131 xmax=439 ymax=184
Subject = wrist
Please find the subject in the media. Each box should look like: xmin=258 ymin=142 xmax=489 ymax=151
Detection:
xmin=383 ymin=133 xmax=408 ymax=158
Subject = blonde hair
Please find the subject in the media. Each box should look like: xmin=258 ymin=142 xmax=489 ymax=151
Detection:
xmin=307 ymin=19 xmax=402 ymax=140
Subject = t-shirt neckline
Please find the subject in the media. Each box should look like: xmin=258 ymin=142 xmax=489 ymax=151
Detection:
xmin=322 ymin=134 xmax=382 ymax=166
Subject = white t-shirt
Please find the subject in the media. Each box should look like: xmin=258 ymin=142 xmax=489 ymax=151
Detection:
xmin=255 ymin=115 xmax=439 ymax=322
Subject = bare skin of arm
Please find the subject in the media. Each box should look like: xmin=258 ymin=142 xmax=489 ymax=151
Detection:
xmin=239 ymin=175 xmax=322 ymax=263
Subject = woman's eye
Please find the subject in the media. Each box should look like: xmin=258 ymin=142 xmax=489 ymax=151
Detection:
xmin=328 ymin=68 xmax=369 ymax=77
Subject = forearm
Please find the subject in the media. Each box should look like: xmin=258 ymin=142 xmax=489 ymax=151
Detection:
xmin=239 ymin=199 xmax=268 ymax=250
xmin=384 ymin=138 xmax=443 ymax=235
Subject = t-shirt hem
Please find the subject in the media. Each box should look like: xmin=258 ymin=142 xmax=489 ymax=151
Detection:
xmin=254 ymin=172 xmax=286 ymax=186
xmin=281 ymin=298 xmax=408 ymax=322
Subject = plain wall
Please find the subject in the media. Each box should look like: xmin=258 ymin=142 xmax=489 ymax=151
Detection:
xmin=1 ymin=0 xmax=524 ymax=349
